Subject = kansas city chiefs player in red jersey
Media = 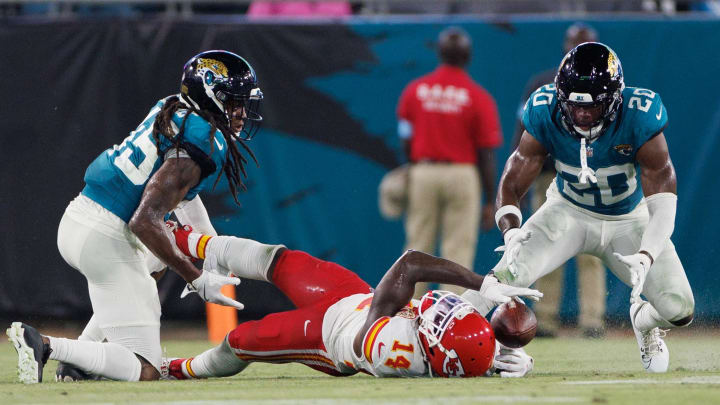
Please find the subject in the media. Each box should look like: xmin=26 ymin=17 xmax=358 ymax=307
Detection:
xmin=162 ymin=223 xmax=541 ymax=379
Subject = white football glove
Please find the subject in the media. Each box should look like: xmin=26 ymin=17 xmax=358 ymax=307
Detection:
xmin=180 ymin=253 xmax=244 ymax=310
xmin=470 ymin=275 xmax=543 ymax=315
xmin=479 ymin=275 xmax=543 ymax=305
xmin=613 ymin=252 xmax=651 ymax=304
xmin=494 ymin=228 xmax=533 ymax=277
xmin=492 ymin=342 xmax=534 ymax=378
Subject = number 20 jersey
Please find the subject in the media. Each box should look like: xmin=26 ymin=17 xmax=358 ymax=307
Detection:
xmin=81 ymin=96 xmax=228 ymax=222
xmin=522 ymin=85 xmax=668 ymax=215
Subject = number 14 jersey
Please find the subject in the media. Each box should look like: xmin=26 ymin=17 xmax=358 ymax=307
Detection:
xmin=82 ymin=96 xmax=228 ymax=222
xmin=322 ymin=293 xmax=428 ymax=377
xmin=522 ymin=85 xmax=668 ymax=215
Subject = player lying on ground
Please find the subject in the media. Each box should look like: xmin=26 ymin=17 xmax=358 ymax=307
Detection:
xmin=492 ymin=42 xmax=694 ymax=373
xmin=162 ymin=224 xmax=541 ymax=379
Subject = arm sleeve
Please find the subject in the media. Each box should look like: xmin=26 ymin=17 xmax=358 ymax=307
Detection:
xmin=173 ymin=195 xmax=218 ymax=236
xmin=473 ymin=88 xmax=502 ymax=148
xmin=639 ymin=192 xmax=677 ymax=261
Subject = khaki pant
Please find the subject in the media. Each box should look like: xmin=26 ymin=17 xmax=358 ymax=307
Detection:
xmin=404 ymin=163 xmax=480 ymax=298
xmin=529 ymin=172 xmax=607 ymax=331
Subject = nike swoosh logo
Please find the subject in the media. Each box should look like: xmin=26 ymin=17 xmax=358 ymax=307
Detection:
xmin=214 ymin=137 xmax=224 ymax=151
xmin=304 ymin=320 xmax=311 ymax=336
xmin=377 ymin=342 xmax=385 ymax=357
xmin=656 ymin=108 xmax=662 ymax=120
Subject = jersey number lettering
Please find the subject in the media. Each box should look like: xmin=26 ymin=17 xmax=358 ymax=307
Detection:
xmin=384 ymin=355 xmax=410 ymax=369
xmin=628 ymin=88 xmax=656 ymax=113
xmin=110 ymin=106 xmax=161 ymax=185
xmin=383 ymin=340 xmax=413 ymax=369
xmin=531 ymin=84 xmax=556 ymax=107
xmin=555 ymin=161 xmax=637 ymax=207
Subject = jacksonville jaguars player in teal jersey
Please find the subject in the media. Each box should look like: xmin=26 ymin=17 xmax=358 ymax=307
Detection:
xmin=7 ymin=50 xmax=264 ymax=383
xmin=469 ymin=42 xmax=694 ymax=373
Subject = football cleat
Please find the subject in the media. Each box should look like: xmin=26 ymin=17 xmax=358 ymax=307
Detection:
xmin=55 ymin=361 xmax=101 ymax=382
xmin=630 ymin=302 xmax=669 ymax=373
xmin=160 ymin=357 xmax=190 ymax=380
xmin=6 ymin=322 xmax=51 ymax=384
xmin=165 ymin=220 xmax=195 ymax=258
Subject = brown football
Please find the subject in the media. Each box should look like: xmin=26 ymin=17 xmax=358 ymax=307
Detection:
xmin=490 ymin=299 xmax=537 ymax=348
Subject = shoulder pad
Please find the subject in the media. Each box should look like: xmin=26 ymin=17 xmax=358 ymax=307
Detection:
xmin=522 ymin=83 xmax=558 ymax=148
xmin=621 ymin=87 xmax=668 ymax=148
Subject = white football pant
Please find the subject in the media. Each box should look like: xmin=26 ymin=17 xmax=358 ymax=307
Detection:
xmin=492 ymin=184 xmax=694 ymax=325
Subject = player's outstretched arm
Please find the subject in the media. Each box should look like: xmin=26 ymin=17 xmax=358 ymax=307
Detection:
xmin=493 ymin=131 xmax=547 ymax=276
xmin=495 ymin=131 xmax=547 ymax=234
xmin=130 ymin=157 xmax=204 ymax=283
xmin=351 ymin=251 xmax=541 ymax=356
xmin=615 ymin=132 xmax=678 ymax=302
xmin=351 ymin=250 xmax=481 ymax=356
xmin=129 ymin=157 xmax=243 ymax=310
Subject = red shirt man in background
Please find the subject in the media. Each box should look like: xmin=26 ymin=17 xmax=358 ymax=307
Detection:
xmin=397 ymin=27 xmax=502 ymax=297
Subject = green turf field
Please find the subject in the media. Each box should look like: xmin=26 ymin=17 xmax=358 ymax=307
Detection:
xmin=1 ymin=334 xmax=719 ymax=404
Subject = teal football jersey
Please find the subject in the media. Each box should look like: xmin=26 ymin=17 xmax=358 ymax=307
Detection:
xmin=522 ymin=84 xmax=668 ymax=215
xmin=82 ymin=96 xmax=228 ymax=222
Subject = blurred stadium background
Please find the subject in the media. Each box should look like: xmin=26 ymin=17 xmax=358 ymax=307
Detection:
xmin=1 ymin=0 xmax=719 ymax=340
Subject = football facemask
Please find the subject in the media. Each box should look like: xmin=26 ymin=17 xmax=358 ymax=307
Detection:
xmin=417 ymin=291 xmax=495 ymax=377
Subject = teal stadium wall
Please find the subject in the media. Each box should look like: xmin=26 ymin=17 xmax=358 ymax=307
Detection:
xmin=1 ymin=16 xmax=718 ymax=321
xmin=210 ymin=18 xmax=720 ymax=321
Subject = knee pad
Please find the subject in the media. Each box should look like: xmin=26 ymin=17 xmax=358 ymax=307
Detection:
xmin=656 ymin=291 xmax=695 ymax=326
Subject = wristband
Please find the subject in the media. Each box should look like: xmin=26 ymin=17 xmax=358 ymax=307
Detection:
xmin=495 ymin=205 xmax=522 ymax=230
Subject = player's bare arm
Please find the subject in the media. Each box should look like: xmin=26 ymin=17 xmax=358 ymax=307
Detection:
xmin=614 ymin=131 xmax=683 ymax=306
xmin=352 ymin=250 xmax=485 ymax=356
xmin=129 ymin=157 xmax=203 ymax=283
xmin=495 ymin=131 xmax=547 ymax=234
xmin=636 ymin=132 xmax=677 ymax=196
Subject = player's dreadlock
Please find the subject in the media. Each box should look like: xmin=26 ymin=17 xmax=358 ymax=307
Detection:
xmin=151 ymin=95 xmax=257 ymax=206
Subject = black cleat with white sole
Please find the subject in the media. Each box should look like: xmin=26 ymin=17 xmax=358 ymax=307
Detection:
xmin=6 ymin=322 xmax=51 ymax=384
xmin=56 ymin=361 xmax=101 ymax=382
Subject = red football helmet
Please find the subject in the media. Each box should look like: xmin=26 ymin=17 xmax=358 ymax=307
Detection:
xmin=417 ymin=291 xmax=495 ymax=377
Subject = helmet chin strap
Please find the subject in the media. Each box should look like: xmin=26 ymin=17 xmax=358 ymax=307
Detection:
xmin=578 ymin=137 xmax=597 ymax=185
xmin=573 ymin=121 xmax=604 ymax=140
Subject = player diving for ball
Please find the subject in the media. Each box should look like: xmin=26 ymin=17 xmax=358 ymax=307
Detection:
xmin=160 ymin=223 xmax=541 ymax=379
xmin=7 ymin=50 xmax=263 ymax=383
xmin=489 ymin=42 xmax=694 ymax=373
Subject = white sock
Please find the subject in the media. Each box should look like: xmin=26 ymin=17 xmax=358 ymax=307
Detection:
xmin=185 ymin=336 xmax=248 ymax=378
xmin=78 ymin=315 xmax=104 ymax=342
xmin=633 ymin=302 xmax=673 ymax=331
xmin=48 ymin=337 xmax=142 ymax=381
xmin=205 ymin=236 xmax=283 ymax=282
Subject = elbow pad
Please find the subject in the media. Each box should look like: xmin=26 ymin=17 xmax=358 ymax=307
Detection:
xmin=639 ymin=192 xmax=677 ymax=261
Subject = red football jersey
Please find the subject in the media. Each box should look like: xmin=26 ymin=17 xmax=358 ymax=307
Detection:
xmin=397 ymin=65 xmax=502 ymax=164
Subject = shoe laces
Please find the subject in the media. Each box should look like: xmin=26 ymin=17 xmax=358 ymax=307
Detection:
xmin=641 ymin=328 xmax=667 ymax=359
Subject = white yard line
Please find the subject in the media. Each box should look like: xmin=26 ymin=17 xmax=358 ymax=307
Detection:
xmin=138 ymin=396 xmax=586 ymax=405
xmin=563 ymin=375 xmax=720 ymax=385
